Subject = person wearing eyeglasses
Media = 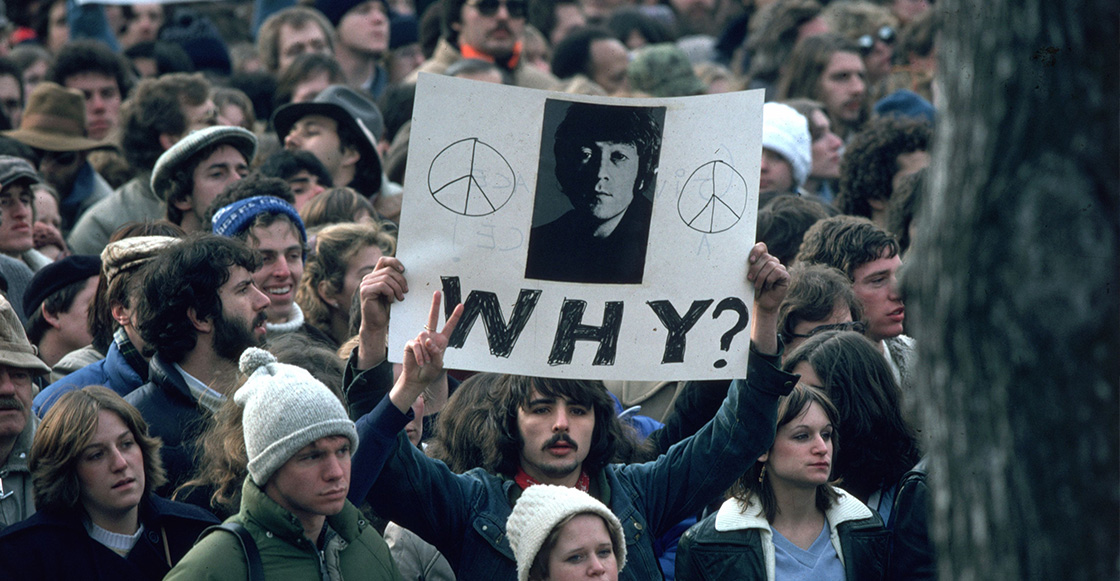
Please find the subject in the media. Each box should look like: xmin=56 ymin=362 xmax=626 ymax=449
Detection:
xmin=821 ymin=1 xmax=899 ymax=91
xmin=778 ymin=263 xmax=865 ymax=354
xmin=406 ymin=0 xmax=558 ymax=89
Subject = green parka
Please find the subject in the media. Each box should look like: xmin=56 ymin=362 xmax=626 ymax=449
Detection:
xmin=165 ymin=479 xmax=401 ymax=581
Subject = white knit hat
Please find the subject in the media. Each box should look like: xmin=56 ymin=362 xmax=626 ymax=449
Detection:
xmin=235 ymin=347 xmax=358 ymax=485
xmin=506 ymin=485 xmax=627 ymax=581
xmin=762 ymin=102 xmax=812 ymax=188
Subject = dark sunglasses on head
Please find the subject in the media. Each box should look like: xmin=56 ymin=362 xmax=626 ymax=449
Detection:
xmin=465 ymin=0 xmax=528 ymax=18
xmin=857 ymin=25 xmax=896 ymax=55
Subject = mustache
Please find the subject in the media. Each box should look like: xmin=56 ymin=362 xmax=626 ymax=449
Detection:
xmin=543 ymin=433 xmax=577 ymax=450
xmin=254 ymin=312 xmax=267 ymax=328
xmin=490 ymin=23 xmax=513 ymax=36
xmin=0 ymin=397 xmax=25 ymax=412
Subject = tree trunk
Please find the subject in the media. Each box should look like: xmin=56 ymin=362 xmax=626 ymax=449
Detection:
xmin=906 ymin=0 xmax=1119 ymax=579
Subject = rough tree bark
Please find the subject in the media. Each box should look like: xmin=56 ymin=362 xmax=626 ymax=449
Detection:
xmin=906 ymin=0 xmax=1118 ymax=579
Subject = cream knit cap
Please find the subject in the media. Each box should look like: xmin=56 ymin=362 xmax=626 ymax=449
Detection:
xmin=506 ymin=485 xmax=627 ymax=581
xmin=762 ymin=102 xmax=812 ymax=188
xmin=235 ymin=347 xmax=358 ymax=485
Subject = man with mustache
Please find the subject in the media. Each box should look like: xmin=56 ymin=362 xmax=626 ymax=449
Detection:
xmin=0 ymin=294 xmax=51 ymax=530
xmin=407 ymin=0 xmax=558 ymax=89
xmin=352 ymin=243 xmax=798 ymax=580
xmin=125 ymin=235 xmax=270 ymax=494
xmin=795 ymin=215 xmax=914 ymax=390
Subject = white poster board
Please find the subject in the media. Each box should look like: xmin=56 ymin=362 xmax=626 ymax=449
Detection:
xmin=388 ymin=74 xmax=764 ymax=381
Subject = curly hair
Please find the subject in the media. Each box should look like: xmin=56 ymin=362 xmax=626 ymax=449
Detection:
xmin=553 ymin=102 xmax=663 ymax=200
xmin=781 ymin=330 xmax=920 ymax=499
xmin=46 ymin=39 xmax=134 ymax=100
xmin=834 ymin=116 xmax=931 ymax=218
xmin=886 ymin=166 xmax=927 ymax=255
xmin=729 ymin=383 xmax=840 ymax=522
xmin=296 ymin=222 xmax=397 ymax=342
xmin=120 ymin=73 xmax=211 ymax=172
xmin=795 ymin=215 xmax=899 ymax=279
xmin=134 ymin=234 xmax=260 ymax=363
xmin=487 ymin=374 xmax=651 ymax=479
xmin=32 ymin=386 xmax=166 ymax=515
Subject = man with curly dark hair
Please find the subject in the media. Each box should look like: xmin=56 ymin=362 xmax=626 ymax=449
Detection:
xmin=67 ymin=73 xmax=218 ymax=254
xmin=834 ymin=115 xmax=930 ymax=229
xmin=125 ymin=234 xmax=269 ymax=494
xmin=46 ymin=40 xmax=134 ymax=142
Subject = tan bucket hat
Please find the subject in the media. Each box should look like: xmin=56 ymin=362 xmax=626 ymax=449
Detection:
xmin=0 ymin=294 xmax=50 ymax=374
xmin=3 ymin=82 xmax=108 ymax=152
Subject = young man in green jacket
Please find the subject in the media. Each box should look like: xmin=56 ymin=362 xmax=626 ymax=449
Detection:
xmin=165 ymin=348 xmax=401 ymax=580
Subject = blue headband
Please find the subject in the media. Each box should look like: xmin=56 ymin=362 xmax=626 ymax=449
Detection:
xmin=212 ymin=196 xmax=308 ymax=245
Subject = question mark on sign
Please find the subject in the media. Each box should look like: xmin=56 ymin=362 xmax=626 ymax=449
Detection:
xmin=712 ymin=297 xmax=749 ymax=368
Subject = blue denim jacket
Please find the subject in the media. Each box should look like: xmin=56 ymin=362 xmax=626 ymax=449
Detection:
xmin=358 ymin=346 xmax=797 ymax=581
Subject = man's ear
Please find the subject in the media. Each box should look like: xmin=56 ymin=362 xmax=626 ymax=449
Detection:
xmin=186 ymin=307 xmax=213 ymax=334
xmin=340 ymin=144 xmax=361 ymax=168
xmin=41 ymin=304 xmax=62 ymax=331
xmin=758 ymin=452 xmax=769 ymax=463
xmin=110 ymin=303 xmax=131 ymax=328
xmin=171 ymin=194 xmax=193 ymax=212
xmin=158 ymin=133 xmax=179 ymax=152
xmin=868 ymin=197 xmax=889 ymax=212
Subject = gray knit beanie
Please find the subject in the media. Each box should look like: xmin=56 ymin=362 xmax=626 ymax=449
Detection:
xmin=506 ymin=485 xmax=627 ymax=581
xmin=235 ymin=347 xmax=358 ymax=485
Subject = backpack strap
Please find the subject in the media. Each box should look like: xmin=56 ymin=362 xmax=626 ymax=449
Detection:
xmin=198 ymin=522 xmax=264 ymax=581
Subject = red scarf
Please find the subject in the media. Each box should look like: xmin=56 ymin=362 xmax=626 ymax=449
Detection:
xmin=515 ymin=467 xmax=590 ymax=492
xmin=460 ymin=41 xmax=522 ymax=71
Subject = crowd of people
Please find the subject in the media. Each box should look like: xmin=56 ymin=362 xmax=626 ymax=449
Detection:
xmin=0 ymin=0 xmax=940 ymax=578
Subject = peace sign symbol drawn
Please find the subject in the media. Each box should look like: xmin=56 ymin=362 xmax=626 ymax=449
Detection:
xmin=676 ymin=160 xmax=749 ymax=234
xmin=428 ymin=137 xmax=517 ymax=216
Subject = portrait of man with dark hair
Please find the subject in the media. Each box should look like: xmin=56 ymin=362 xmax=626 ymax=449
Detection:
xmin=525 ymin=100 xmax=664 ymax=285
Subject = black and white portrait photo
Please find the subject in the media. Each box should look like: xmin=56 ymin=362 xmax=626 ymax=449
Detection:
xmin=524 ymin=100 xmax=666 ymax=285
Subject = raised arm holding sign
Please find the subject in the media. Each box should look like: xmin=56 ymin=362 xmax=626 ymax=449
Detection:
xmin=387 ymin=75 xmax=766 ymax=381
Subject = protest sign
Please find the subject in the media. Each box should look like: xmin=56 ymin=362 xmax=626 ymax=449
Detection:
xmin=388 ymin=74 xmax=764 ymax=381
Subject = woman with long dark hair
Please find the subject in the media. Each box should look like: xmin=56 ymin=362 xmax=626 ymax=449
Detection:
xmin=677 ymin=384 xmax=889 ymax=580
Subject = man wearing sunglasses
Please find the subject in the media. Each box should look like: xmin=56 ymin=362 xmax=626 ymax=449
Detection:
xmin=3 ymin=83 xmax=113 ymax=238
xmin=408 ymin=0 xmax=557 ymax=89
xmin=822 ymin=1 xmax=898 ymax=88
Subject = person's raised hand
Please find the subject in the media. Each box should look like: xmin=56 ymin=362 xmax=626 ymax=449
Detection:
xmin=359 ymin=256 xmax=408 ymax=334
xmin=746 ymin=242 xmax=789 ymax=314
xmin=392 ymin=291 xmax=464 ymax=413
xmin=356 ymin=256 xmax=409 ymax=369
